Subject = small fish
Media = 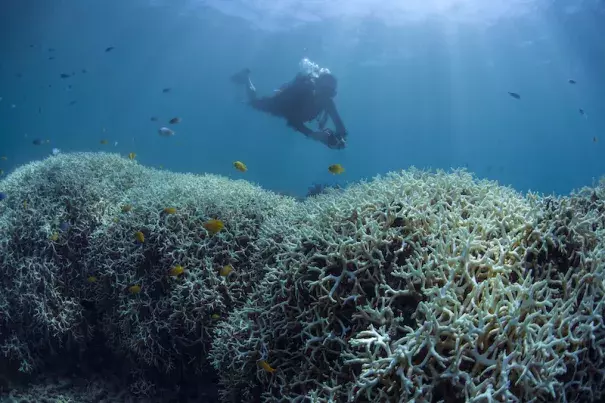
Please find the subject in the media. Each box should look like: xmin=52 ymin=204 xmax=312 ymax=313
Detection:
xmin=233 ymin=161 xmax=247 ymax=172
xmin=568 ymin=79 xmax=576 ymax=84
xmin=68 ymin=100 xmax=77 ymax=106
xmin=87 ymin=276 xmax=97 ymax=283
xmin=105 ymin=46 xmax=114 ymax=52
xmin=328 ymin=164 xmax=345 ymax=174
xmin=128 ymin=285 xmax=141 ymax=294
xmin=134 ymin=231 xmax=145 ymax=243
xmin=0 ymin=170 xmax=4 ymax=176
xmin=579 ymin=108 xmax=587 ymax=118
xmin=211 ymin=313 xmax=221 ymax=320
xmin=100 ymin=139 xmax=109 ymax=145
xmin=158 ymin=127 xmax=175 ymax=137
xmin=219 ymin=264 xmax=233 ymax=277
xmin=49 ymin=232 xmax=59 ymax=241
xmin=508 ymin=92 xmax=521 ymax=99
xmin=0 ymin=192 xmax=7 ymax=201
xmin=128 ymin=152 xmax=136 ymax=160
xmin=121 ymin=204 xmax=132 ymax=213
xmin=23 ymin=200 xmax=27 ymax=209
xmin=162 ymin=88 xmax=171 ymax=93
xmin=150 ymin=117 xmax=158 ymax=122
xmin=32 ymin=139 xmax=44 ymax=145
xmin=258 ymin=360 xmax=276 ymax=373
xmin=1 ymin=156 xmax=7 ymax=160
xmin=48 ymin=56 xmax=55 ymax=60
xmin=158 ymin=164 xmax=164 ymax=169
xmin=60 ymin=73 xmax=71 ymax=79
xmin=169 ymin=265 xmax=184 ymax=277
xmin=203 ymin=219 xmax=224 ymax=235
xmin=593 ymin=136 xmax=598 ymax=143
xmin=59 ymin=222 xmax=70 ymax=232
xmin=82 ymin=69 xmax=87 ymax=73
xmin=163 ymin=207 xmax=177 ymax=214
xmin=169 ymin=117 xmax=181 ymax=124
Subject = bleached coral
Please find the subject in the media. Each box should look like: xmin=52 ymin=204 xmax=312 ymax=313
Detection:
xmin=210 ymin=168 xmax=605 ymax=402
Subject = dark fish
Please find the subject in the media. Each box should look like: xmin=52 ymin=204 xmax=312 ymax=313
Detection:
xmin=48 ymin=56 xmax=55 ymax=60
xmin=32 ymin=139 xmax=43 ymax=145
xmin=68 ymin=100 xmax=77 ymax=106
xmin=0 ymin=192 xmax=6 ymax=201
xmin=60 ymin=73 xmax=71 ymax=79
xmin=594 ymin=136 xmax=598 ymax=143
xmin=568 ymin=79 xmax=576 ymax=84
xmin=38 ymin=107 xmax=42 ymax=114
xmin=48 ymin=48 xmax=55 ymax=52
xmin=82 ymin=69 xmax=87 ymax=73
xmin=150 ymin=117 xmax=158 ymax=122
xmin=169 ymin=117 xmax=181 ymax=124
xmin=105 ymin=46 xmax=114 ymax=52
xmin=162 ymin=88 xmax=171 ymax=93
xmin=508 ymin=92 xmax=521 ymax=99
xmin=579 ymin=108 xmax=586 ymax=116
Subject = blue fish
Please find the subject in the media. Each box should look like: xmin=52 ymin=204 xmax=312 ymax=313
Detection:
xmin=0 ymin=192 xmax=6 ymax=201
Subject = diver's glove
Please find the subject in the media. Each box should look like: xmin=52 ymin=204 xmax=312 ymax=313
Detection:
xmin=323 ymin=128 xmax=346 ymax=150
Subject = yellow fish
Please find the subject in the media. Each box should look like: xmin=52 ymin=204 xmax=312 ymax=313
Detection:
xmin=0 ymin=170 xmax=4 ymax=176
xmin=328 ymin=164 xmax=345 ymax=174
xmin=169 ymin=265 xmax=184 ymax=277
xmin=100 ymin=139 xmax=109 ymax=145
xmin=258 ymin=360 xmax=276 ymax=373
xmin=163 ymin=207 xmax=177 ymax=214
xmin=233 ymin=161 xmax=247 ymax=172
xmin=121 ymin=204 xmax=132 ymax=213
xmin=211 ymin=313 xmax=221 ymax=320
xmin=87 ymin=276 xmax=98 ymax=283
xmin=203 ymin=219 xmax=224 ymax=235
xmin=134 ymin=231 xmax=145 ymax=243
xmin=219 ymin=264 xmax=233 ymax=277
xmin=49 ymin=232 xmax=59 ymax=241
xmin=128 ymin=285 xmax=142 ymax=294
xmin=23 ymin=200 xmax=28 ymax=209
xmin=128 ymin=152 xmax=136 ymax=160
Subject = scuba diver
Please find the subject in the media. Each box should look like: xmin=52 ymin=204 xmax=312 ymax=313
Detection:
xmin=230 ymin=64 xmax=347 ymax=149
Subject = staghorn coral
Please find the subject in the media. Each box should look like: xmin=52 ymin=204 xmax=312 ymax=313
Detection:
xmin=0 ymin=153 xmax=297 ymax=393
xmin=210 ymin=168 xmax=605 ymax=403
xmin=2 ymin=153 xmax=605 ymax=402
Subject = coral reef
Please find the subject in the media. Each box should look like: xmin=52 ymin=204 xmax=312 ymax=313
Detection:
xmin=210 ymin=170 xmax=605 ymax=402
xmin=1 ymin=153 xmax=604 ymax=402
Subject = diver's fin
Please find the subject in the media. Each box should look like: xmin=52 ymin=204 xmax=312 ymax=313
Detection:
xmin=230 ymin=68 xmax=251 ymax=84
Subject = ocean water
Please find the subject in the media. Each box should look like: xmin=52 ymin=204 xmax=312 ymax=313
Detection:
xmin=1 ymin=0 xmax=604 ymax=197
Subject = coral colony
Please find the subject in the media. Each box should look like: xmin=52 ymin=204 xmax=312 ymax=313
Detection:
xmin=1 ymin=152 xmax=604 ymax=402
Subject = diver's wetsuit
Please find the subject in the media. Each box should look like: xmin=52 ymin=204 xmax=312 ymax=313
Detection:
xmin=243 ymin=73 xmax=347 ymax=147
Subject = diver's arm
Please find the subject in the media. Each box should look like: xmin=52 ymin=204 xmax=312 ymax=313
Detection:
xmin=324 ymin=99 xmax=347 ymax=138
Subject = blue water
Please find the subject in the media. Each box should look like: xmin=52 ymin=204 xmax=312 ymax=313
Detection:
xmin=1 ymin=0 xmax=604 ymax=197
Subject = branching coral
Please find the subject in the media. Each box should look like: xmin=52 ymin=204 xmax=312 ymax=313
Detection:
xmin=210 ymin=169 xmax=605 ymax=403
xmin=2 ymin=154 xmax=605 ymax=402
